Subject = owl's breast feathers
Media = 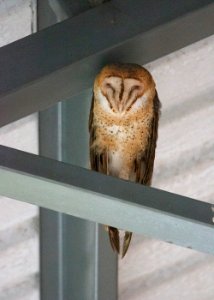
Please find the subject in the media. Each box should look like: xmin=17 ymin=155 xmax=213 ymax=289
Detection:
xmin=90 ymin=98 xmax=156 ymax=180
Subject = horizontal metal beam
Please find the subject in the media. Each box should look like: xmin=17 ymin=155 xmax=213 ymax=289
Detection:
xmin=0 ymin=0 xmax=214 ymax=127
xmin=0 ymin=145 xmax=214 ymax=254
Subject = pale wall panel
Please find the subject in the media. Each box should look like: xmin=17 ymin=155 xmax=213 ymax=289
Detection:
xmin=119 ymin=35 xmax=214 ymax=300
xmin=0 ymin=1 xmax=39 ymax=300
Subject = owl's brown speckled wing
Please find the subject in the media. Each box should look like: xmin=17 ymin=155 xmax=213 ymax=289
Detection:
xmin=89 ymin=95 xmax=108 ymax=174
xmin=135 ymin=92 xmax=161 ymax=186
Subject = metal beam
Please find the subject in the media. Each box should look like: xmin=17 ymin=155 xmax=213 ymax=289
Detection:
xmin=0 ymin=145 xmax=214 ymax=254
xmin=0 ymin=0 xmax=214 ymax=127
xmin=39 ymin=104 xmax=65 ymax=300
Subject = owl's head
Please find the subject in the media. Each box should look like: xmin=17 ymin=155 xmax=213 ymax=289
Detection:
xmin=94 ymin=63 xmax=156 ymax=114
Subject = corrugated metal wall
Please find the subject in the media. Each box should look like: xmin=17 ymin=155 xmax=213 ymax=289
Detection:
xmin=119 ymin=35 xmax=214 ymax=300
xmin=0 ymin=1 xmax=213 ymax=299
xmin=0 ymin=1 xmax=39 ymax=300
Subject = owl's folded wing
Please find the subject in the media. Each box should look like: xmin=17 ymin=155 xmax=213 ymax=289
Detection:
xmin=135 ymin=92 xmax=161 ymax=186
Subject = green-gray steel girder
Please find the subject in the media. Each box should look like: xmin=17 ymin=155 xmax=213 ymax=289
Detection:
xmin=0 ymin=0 xmax=214 ymax=127
xmin=0 ymin=145 xmax=214 ymax=254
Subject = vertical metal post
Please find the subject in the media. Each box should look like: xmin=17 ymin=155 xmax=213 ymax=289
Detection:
xmin=38 ymin=2 xmax=117 ymax=300
xmin=39 ymin=105 xmax=65 ymax=300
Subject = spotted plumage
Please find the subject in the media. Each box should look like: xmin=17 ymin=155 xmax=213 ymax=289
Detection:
xmin=89 ymin=63 xmax=161 ymax=257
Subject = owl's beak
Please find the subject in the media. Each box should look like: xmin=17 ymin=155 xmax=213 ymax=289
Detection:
xmin=118 ymin=103 xmax=123 ymax=113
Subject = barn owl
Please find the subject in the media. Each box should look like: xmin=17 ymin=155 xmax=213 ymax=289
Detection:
xmin=89 ymin=63 xmax=161 ymax=257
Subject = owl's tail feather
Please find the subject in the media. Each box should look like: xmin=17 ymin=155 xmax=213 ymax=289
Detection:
xmin=107 ymin=226 xmax=132 ymax=258
xmin=108 ymin=226 xmax=120 ymax=254
xmin=122 ymin=231 xmax=132 ymax=258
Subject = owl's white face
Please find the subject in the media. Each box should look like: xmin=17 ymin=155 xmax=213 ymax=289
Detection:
xmin=97 ymin=76 xmax=149 ymax=114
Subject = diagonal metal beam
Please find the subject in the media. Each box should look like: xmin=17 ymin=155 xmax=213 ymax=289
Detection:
xmin=0 ymin=0 xmax=213 ymax=127
xmin=0 ymin=145 xmax=214 ymax=254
